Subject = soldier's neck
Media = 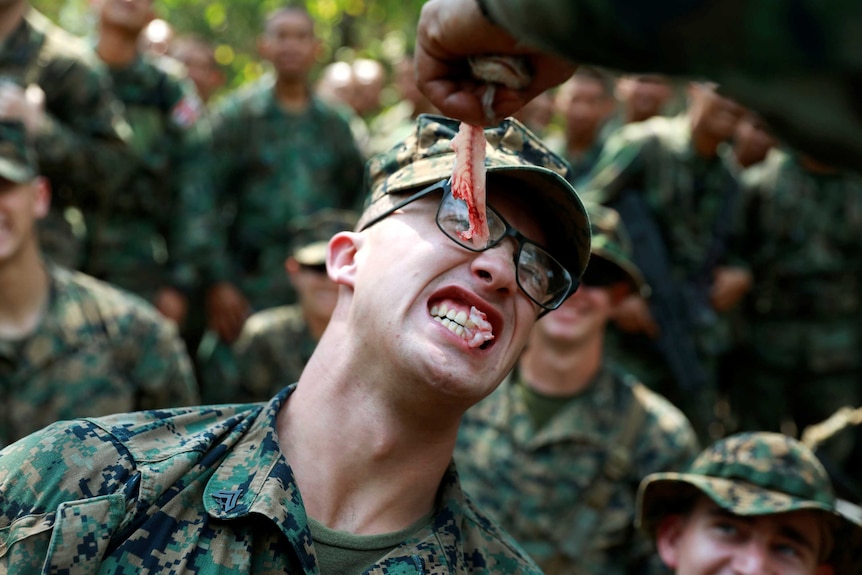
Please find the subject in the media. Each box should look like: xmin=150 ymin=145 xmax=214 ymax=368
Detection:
xmin=95 ymin=28 xmax=140 ymax=68
xmin=0 ymin=246 xmax=49 ymax=340
xmin=0 ymin=1 xmax=27 ymax=43
xmin=273 ymin=78 xmax=310 ymax=112
xmin=565 ymin=128 xmax=598 ymax=157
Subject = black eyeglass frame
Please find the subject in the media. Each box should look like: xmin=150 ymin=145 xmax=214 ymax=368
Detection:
xmin=359 ymin=179 xmax=578 ymax=311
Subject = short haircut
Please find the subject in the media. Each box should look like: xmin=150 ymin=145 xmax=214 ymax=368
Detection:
xmin=572 ymin=66 xmax=615 ymax=98
xmin=263 ymin=4 xmax=314 ymax=34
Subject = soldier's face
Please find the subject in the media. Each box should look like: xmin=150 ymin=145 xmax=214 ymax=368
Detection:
xmin=172 ymin=43 xmax=223 ymax=102
xmin=617 ymin=75 xmax=674 ymax=123
xmin=656 ymin=497 xmax=833 ymax=575
xmin=532 ymin=281 xmax=618 ymax=349
xmin=558 ymin=78 xmax=614 ymax=137
xmin=259 ymin=10 xmax=319 ymax=81
xmin=0 ymin=177 xmax=49 ymax=263
xmin=337 ymin=184 xmax=545 ymax=407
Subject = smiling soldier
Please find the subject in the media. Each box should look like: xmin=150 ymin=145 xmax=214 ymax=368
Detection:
xmin=0 ymin=114 xmax=590 ymax=574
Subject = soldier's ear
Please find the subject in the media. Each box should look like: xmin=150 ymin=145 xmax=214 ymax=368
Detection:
xmin=33 ymin=177 xmax=51 ymax=220
xmin=326 ymin=232 xmax=361 ymax=288
xmin=655 ymin=514 xmax=686 ymax=570
xmin=607 ymin=282 xmax=632 ymax=307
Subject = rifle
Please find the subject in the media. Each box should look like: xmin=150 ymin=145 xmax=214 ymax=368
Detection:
xmin=608 ymin=189 xmax=710 ymax=392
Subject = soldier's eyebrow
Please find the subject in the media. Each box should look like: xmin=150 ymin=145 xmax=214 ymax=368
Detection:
xmin=775 ymin=524 xmax=818 ymax=555
xmin=705 ymin=507 xmax=819 ymax=555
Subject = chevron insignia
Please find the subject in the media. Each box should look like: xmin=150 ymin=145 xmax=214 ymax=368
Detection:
xmin=212 ymin=489 xmax=242 ymax=512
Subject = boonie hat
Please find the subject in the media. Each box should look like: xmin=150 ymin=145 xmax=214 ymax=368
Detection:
xmin=637 ymin=432 xmax=862 ymax=571
xmin=0 ymin=121 xmax=36 ymax=183
xmin=359 ymin=114 xmax=591 ymax=281
xmin=289 ymin=209 xmax=359 ymax=266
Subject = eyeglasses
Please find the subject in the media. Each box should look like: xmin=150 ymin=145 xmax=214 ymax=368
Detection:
xmin=360 ymin=179 xmax=577 ymax=310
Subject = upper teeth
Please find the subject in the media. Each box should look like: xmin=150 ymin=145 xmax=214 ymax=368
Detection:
xmin=430 ymin=303 xmax=477 ymax=338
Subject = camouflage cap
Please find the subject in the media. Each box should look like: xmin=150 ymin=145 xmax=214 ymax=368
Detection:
xmin=637 ymin=432 xmax=862 ymax=569
xmin=359 ymin=114 xmax=591 ymax=281
xmin=0 ymin=121 xmax=36 ymax=183
xmin=288 ymin=209 xmax=359 ymax=266
xmin=585 ymin=203 xmax=650 ymax=297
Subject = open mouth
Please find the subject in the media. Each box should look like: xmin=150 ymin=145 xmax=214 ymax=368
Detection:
xmin=430 ymin=299 xmax=494 ymax=349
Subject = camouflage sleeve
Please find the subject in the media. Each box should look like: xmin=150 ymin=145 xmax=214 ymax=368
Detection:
xmin=577 ymin=125 xmax=652 ymax=204
xmin=0 ymin=420 xmax=136 ymax=571
xmin=480 ymin=0 xmax=862 ymax=168
xmin=37 ymin=53 xmax=133 ymax=204
xmin=480 ymin=0 xmax=858 ymax=76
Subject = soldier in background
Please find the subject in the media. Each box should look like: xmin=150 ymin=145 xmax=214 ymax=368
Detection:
xmin=456 ymin=205 xmax=698 ymax=575
xmin=351 ymin=58 xmax=386 ymax=121
xmin=214 ymin=209 xmax=359 ymax=404
xmin=637 ymin=432 xmax=862 ymax=575
xmin=0 ymin=120 xmax=198 ymax=449
xmin=580 ymin=83 xmax=750 ymax=442
xmin=0 ymin=0 xmax=131 ymax=268
xmin=553 ymin=67 xmax=616 ymax=183
xmin=170 ymin=35 xmax=225 ymax=105
xmin=176 ymin=5 xmax=365 ymax=351
xmin=315 ymin=59 xmax=372 ymax=156
xmin=733 ymin=148 xmax=862 ymax=478
xmin=614 ymin=75 xmax=675 ymax=126
xmin=85 ymin=0 xmax=204 ymax=326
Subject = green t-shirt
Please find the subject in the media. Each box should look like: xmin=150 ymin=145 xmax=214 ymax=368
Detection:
xmin=308 ymin=510 xmax=434 ymax=574
xmin=518 ymin=382 xmax=582 ymax=430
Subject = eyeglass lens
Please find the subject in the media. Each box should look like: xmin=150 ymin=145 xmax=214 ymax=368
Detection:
xmin=437 ymin=188 xmax=571 ymax=309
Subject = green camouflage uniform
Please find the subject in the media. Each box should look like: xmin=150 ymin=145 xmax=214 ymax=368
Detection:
xmin=0 ymin=386 xmax=541 ymax=574
xmin=0 ymin=9 xmax=131 ymax=268
xmin=456 ymin=359 xmax=697 ymax=575
xmin=0 ymin=264 xmax=199 ymax=449
xmin=580 ymin=114 xmax=741 ymax=440
xmin=82 ymin=54 xmax=204 ymax=303
xmin=478 ymin=0 xmax=862 ymax=169
xmin=559 ymin=136 xmax=607 ymax=187
xmin=230 ymin=304 xmax=315 ymax=403
xmin=733 ymin=149 xmax=862 ymax=469
xmin=173 ymin=74 xmax=365 ymax=310
xmin=637 ymin=431 xmax=862 ymax=574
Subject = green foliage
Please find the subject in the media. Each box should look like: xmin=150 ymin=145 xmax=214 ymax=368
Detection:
xmin=32 ymin=0 xmax=424 ymax=89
